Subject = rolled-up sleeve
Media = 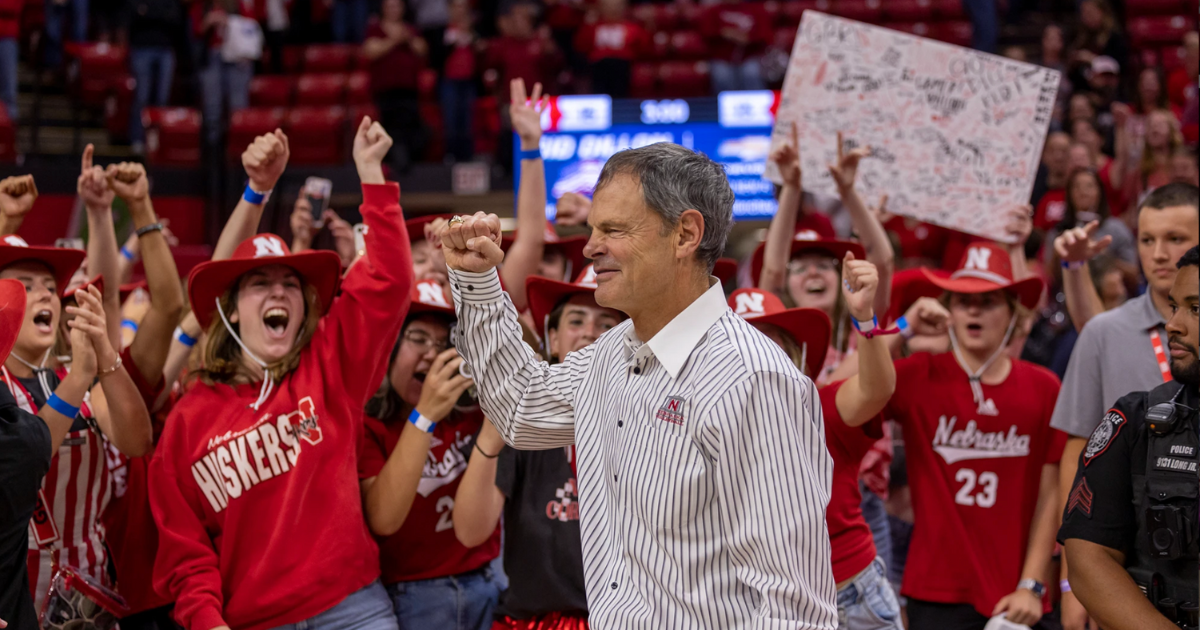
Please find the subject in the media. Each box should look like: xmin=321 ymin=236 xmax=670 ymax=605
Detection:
xmin=707 ymin=370 xmax=837 ymax=630
xmin=449 ymin=267 xmax=593 ymax=450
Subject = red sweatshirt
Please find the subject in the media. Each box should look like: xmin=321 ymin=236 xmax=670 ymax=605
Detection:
xmin=149 ymin=183 xmax=413 ymax=630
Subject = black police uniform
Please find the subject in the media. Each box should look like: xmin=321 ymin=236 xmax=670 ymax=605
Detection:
xmin=1059 ymin=380 xmax=1200 ymax=628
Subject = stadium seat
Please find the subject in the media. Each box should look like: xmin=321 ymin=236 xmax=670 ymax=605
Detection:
xmin=651 ymin=32 xmax=671 ymax=60
xmin=932 ymin=0 xmax=966 ymax=20
xmin=1128 ymin=16 xmax=1195 ymax=47
xmin=888 ymin=22 xmax=933 ymax=38
xmin=418 ymin=68 xmax=439 ymax=103
xmin=632 ymin=3 xmax=677 ymax=32
xmin=282 ymin=45 xmax=306 ymax=74
xmin=249 ymin=75 xmax=295 ymax=107
xmin=226 ymin=107 xmax=285 ymax=161
xmin=884 ymin=0 xmax=933 ymax=23
xmin=347 ymin=103 xmax=380 ymax=128
xmin=670 ymin=31 xmax=707 ymax=61
xmin=420 ymin=102 xmax=445 ymax=162
xmin=142 ymin=107 xmax=202 ymax=167
xmin=0 ymin=104 xmax=15 ymax=163
xmin=659 ymin=61 xmax=710 ymax=98
xmin=831 ymin=0 xmax=883 ymax=24
xmin=631 ymin=62 xmax=659 ymax=99
xmin=303 ymin=44 xmax=356 ymax=73
xmin=1125 ymin=0 xmax=1188 ymax=16
xmin=295 ymin=73 xmax=347 ymax=106
xmin=346 ymin=71 xmax=372 ymax=105
xmin=778 ymin=1 xmax=816 ymax=26
xmin=774 ymin=26 xmax=797 ymax=52
xmin=1160 ymin=45 xmax=1187 ymax=72
xmin=932 ymin=21 xmax=973 ymax=47
xmin=285 ymin=106 xmax=347 ymax=164
xmin=104 ymin=75 xmax=136 ymax=142
xmin=71 ymin=43 xmax=128 ymax=108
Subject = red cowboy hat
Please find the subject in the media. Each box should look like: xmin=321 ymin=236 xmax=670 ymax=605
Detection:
xmin=919 ymin=242 xmax=1044 ymax=310
xmin=888 ymin=268 xmax=943 ymax=323
xmin=0 ymin=278 xmax=27 ymax=365
xmin=526 ymin=264 xmax=604 ymax=339
xmin=408 ymin=279 xmax=456 ymax=317
xmin=120 ymin=280 xmax=148 ymax=303
xmin=0 ymin=235 xmax=86 ymax=297
xmin=188 ymin=233 xmax=342 ymax=329
xmin=406 ymin=214 xmax=455 ymax=243
xmin=728 ymin=288 xmax=831 ymax=378
xmin=713 ymin=258 xmax=738 ymax=285
xmin=502 ymin=225 xmax=590 ymax=282
xmin=750 ymin=232 xmax=866 ymax=287
xmin=64 ymin=274 xmax=104 ymax=301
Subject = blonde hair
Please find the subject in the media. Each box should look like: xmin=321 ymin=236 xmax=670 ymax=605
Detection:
xmin=196 ymin=280 xmax=322 ymax=386
xmin=1140 ymin=110 xmax=1184 ymax=183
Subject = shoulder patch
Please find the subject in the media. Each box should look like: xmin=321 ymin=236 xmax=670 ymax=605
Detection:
xmin=1083 ymin=409 xmax=1126 ymax=466
xmin=1067 ymin=477 xmax=1094 ymax=518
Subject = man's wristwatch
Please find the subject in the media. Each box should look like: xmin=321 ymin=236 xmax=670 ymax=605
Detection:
xmin=1017 ymin=578 xmax=1045 ymax=598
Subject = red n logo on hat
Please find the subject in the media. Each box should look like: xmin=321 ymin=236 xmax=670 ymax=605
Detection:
xmin=735 ymin=291 xmax=766 ymax=316
xmin=252 ymin=236 xmax=286 ymax=258
xmin=416 ymin=280 xmax=449 ymax=307
xmin=964 ymin=247 xmax=992 ymax=272
xmin=3 ymin=235 xmax=28 ymax=248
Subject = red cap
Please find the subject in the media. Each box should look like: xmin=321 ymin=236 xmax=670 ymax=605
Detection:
xmin=713 ymin=258 xmax=738 ymax=285
xmin=888 ymin=268 xmax=943 ymax=323
xmin=502 ymin=227 xmax=590 ymax=281
xmin=187 ymin=233 xmax=342 ymax=329
xmin=64 ymin=274 xmax=104 ymax=301
xmin=0 ymin=235 xmax=86 ymax=297
xmin=406 ymin=214 xmax=455 ymax=243
xmin=526 ymin=264 xmax=601 ymax=336
xmin=919 ymin=242 xmax=1043 ymax=310
xmin=408 ymin=279 xmax=455 ymax=317
xmin=750 ymin=232 xmax=866 ymax=287
xmin=0 ymin=278 xmax=27 ymax=365
xmin=728 ymin=287 xmax=830 ymax=378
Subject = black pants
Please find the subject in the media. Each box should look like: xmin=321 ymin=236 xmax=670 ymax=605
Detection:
xmin=906 ymin=599 xmax=1052 ymax=630
xmin=591 ymin=58 xmax=631 ymax=98
xmin=375 ymin=88 xmax=426 ymax=172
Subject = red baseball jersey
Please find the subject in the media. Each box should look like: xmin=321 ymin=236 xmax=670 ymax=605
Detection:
xmin=3 ymin=365 xmax=106 ymax=614
xmin=887 ymin=352 xmax=1066 ymax=617
xmin=819 ymin=382 xmax=882 ymax=583
xmin=359 ymin=411 xmax=501 ymax=583
xmin=149 ymin=183 xmax=413 ymax=630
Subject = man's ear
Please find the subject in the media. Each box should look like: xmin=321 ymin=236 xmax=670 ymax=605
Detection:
xmin=675 ymin=209 xmax=705 ymax=262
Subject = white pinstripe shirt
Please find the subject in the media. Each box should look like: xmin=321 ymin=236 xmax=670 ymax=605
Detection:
xmin=450 ymin=268 xmax=837 ymax=630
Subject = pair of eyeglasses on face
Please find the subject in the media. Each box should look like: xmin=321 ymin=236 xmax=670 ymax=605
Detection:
xmin=403 ymin=330 xmax=450 ymax=354
xmin=787 ymin=259 xmax=840 ymax=275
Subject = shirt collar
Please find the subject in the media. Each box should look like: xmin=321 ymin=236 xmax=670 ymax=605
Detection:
xmin=1133 ymin=291 xmax=1167 ymax=330
xmin=623 ymin=278 xmax=728 ymax=379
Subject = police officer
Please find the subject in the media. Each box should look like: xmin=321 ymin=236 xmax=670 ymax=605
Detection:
xmin=1060 ymin=245 xmax=1200 ymax=630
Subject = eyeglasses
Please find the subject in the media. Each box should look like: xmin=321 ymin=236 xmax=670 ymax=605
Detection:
xmin=787 ymin=259 xmax=839 ymax=275
xmin=403 ymin=330 xmax=450 ymax=354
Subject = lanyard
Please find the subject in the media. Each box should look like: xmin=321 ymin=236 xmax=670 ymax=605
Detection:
xmin=1150 ymin=330 xmax=1172 ymax=384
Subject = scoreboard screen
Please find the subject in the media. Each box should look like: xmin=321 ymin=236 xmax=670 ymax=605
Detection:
xmin=514 ymin=91 xmax=782 ymax=221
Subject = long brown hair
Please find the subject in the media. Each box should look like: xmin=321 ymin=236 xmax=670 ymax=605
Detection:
xmin=196 ymin=279 xmax=322 ymax=386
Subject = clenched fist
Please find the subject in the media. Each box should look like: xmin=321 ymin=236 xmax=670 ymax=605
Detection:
xmin=0 ymin=175 xmax=37 ymax=220
xmin=438 ymin=212 xmax=504 ymax=273
xmin=242 ymin=130 xmax=290 ymax=193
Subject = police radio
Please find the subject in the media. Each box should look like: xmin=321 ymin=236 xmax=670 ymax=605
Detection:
xmin=1147 ymin=388 xmax=1197 ymax=436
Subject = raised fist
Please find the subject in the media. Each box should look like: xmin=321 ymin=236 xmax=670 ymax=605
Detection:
xmin=840 ymin=252 xmax=879 ymax=322
xmin=0 ymin=175 xmax=38 ymax=219
xmin=242 ymin=129 xmax=290 ymax=192
xmin=438 ymin=212 xmax=504 ymax=273
xmin=352 ymin=116 xmax=393 ymax=184
xmin=105 ymin=161 xmax=149 ymax=204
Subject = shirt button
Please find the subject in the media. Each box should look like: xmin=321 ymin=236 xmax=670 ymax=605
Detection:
xmin=467 ymin=284 xmax=475 ymax=291
xmin=613 ymin=474 xmax=618 ymax=482
xmin=632 ymin=367 xmax=641 ymax=375
xmin=617 ymin=420 xmax=623 ymax=428
xmin=610 ymin=582 xmax=618 ymax=590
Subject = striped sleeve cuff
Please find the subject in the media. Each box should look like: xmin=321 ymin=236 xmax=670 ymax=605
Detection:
xmin=449 ymin=268 xmax=505 ymax=305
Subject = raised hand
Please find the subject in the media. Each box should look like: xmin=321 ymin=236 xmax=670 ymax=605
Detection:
xmin=0 ymin=175 xmax=38 ymax=220
xmin=555 ymin=192 xmax=591 ymax=226
xmin=415 ymin=348 xmax=474 ymax=423
xmin=841 ymin=252 xmax=879 ymax=322
xmin=353 ymin=116 xmax=393 ymax=185
xmin=1005 ymin=204 xmax=1034 ymax=248
xmin=242 ymin=129 xmax=290 ymax=193
xmin=510 ymin=78 xmax=547 ymax=152
xmin=769 ymin=122 xmax=801 ymax=188
xmin=1054 ymin=220 xmax=1113 ymax=263
xmin=325 ymin=210 xmax=357 ymax=267
xmin=290 ymin=197 xmax=315 ymax=251
xmin=66 ymin=285 xmax=114 ymax=378
xmin=827 ymin=131 xmax=871 ymax=191
xmin=867 ymin=194 xmax=893 ymax=224
xmin=105 ymin=161 xmax=150 ymax=206
xmin=439 ymin=212 xmax=504 ymax=273
xmin=77 ymin=144 xmax=115 ymax=212
xmin=1111 ymin=101 xmax=1132 ymax=129
xmin=904 ymin=296 xmax=950 ymax=337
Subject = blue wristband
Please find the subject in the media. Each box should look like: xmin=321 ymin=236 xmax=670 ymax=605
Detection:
xmin=1061 ymin=260 xmax=1085 ymax=270
xmin=896 ymin=315 xmax=915 ymax=340
xmin=851 ymin=314 xmax=879 ymax=334
xmin=408 ymin=408 xmax=435 ymax=433
xmin=121 ymin=318 xmax=138 ymax=332
xmin=174 ymin=326 xmax=198 ymax=347
xmin=46 ymin=393 xmax=81 ymax=419
xmin=518 ymin=147 xmax=541 ymax=161
xmin=120 ymin=246 xmax=135 ymax=261
xmin=242 ymin=184 xmax=271 ymax=205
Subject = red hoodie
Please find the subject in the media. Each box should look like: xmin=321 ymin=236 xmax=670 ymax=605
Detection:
xmin=149 ymin=183 xmax=413 ymax=630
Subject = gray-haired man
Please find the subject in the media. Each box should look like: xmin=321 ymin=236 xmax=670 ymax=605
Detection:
xmin=439 ymin=143 xmax=837 ymax=629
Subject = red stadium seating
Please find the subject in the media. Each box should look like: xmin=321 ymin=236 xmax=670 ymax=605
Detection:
xmin=831 ymin=0 xmax=883 ymax=24
xmin=418 ymin=69 xmax=438 ymax=103
xmin=71 ymin=43 xmax=128 ymax=108
xmin=420 ymin=102 xmax=444 ymax=162
xmin=295 ymin=73 xmax=347 ymax=106
xmin=1128 ymin=16 xmax=1195 ymax=47
xmin=226 ymin=107 xmax=285 ymax=161
xmin=142 ymin=107 xmax=202 ymax=167
xmin=285 ymin=106 xmax=347 ymax=164
xmin=659 ymin=61 xmax=710 ymax=98
xmin=1160 ymin=45 xmax=1187 ymax=72
xmin=632 ymin=3 xmax=679 ymax=32
xmin=346 ymin=71 xmax=372 ymax=105
xmin=1125 ymin=0 xmax=1189 ymax=16
xmin=932 ymin=21 xmax=973 ymax=47
xmin=282 ymin=45 xmax=306 ymax=74
xmin=348 ymin=103 xmax=380 ymax=128
xmin=774 ymin=26 xmax=797 ymax=52
xmin=778 ymin=1 xmax=816 ymax=26
xmin=249 ymin=75 xmax=295 ymax=107
xmin=631 ymin=62 xmax=659 ymax=98
xmin=651 ymin=32 xmax=671 ymax=60
xmin=303 ymin=44 xmax=357 ymax=73
xmin=473 ymin=95 xmax=500 ymax=157
xmin=670 ymin=31 xmax=707 ymax=61
xmin=0 ymin=104 xmax=15 ymax=163
xmin=104 ymin=75 xmax=136 ymax=142
xmin=887 ymin=22 xmax=933 ymax=38
xmin=884 ymin=0 xmax=933 ymax=23
xmin=932 ymin=0 xmax=966 ymax=20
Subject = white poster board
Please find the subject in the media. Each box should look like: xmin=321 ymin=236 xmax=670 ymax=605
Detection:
xmin=766 ymin=12 xmax=1061 ymax=241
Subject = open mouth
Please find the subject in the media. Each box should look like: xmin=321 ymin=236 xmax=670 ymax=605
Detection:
xmin=803 ymin=279 xmax=827 ymax=295
xmin=965 ymin=323 xmax=984 ymax=334
xmin=32 ymin=309 xmax=53 ymax=333
xmin=263 ymin=307 xmax=290 ymax=337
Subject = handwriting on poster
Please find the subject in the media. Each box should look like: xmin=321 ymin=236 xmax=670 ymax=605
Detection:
xmin=765 ymin=12 xmax=1060 ymax=241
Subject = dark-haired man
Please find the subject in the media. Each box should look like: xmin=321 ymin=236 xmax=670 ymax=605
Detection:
xmin=1059 ymin=245 xmax=1200 ymax=630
